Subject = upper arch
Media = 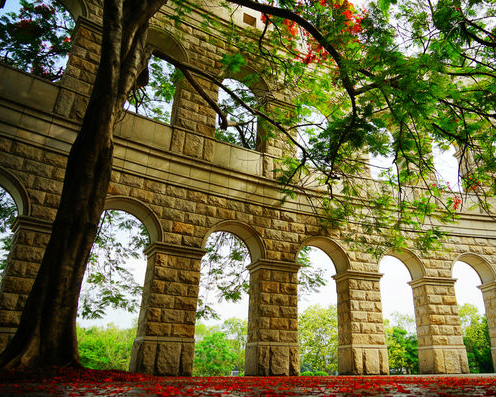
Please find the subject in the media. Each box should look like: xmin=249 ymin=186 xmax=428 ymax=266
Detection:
xmin=0 ymin=166 xmax=30 ymax=216
xmin=296 ymin=236 xmax=350 ymax=274
xmin=58 ymin=0 xmax=88 ymax=20
xmin=104 ymin=195 xmax=163 ymax=244
xmin=147 ymin=28 xmax=189 ymax=63
xmin=219 ymin=64 xmax=270 ymax=102
xmin=201 ymin=220 xmax=266 ymax=263
xmin=453 ymin=253 xmax=496 ymax=285
xmin=382 ymin=248 xmax=426 ymax=281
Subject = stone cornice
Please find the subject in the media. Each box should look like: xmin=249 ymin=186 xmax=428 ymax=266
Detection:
xmin=408 ymin=277 xmax=457 ymax=289
xmin=332 ymin=270 xmax=383 ymax=283
xmin=143 ymin=242 xmax=206 ymax=259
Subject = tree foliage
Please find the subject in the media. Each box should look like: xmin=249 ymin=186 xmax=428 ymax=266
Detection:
xmin=76 ymin=323 xmax=136 ymax=370
xmin=0 ymin=0 xmax=73 ymax=80
xmin=0 ymin=188 xmax=17 ymax=277
xmin=79 ymin=210 xmax=149 ymax=319
xmin=384 ymin=315 xmax=419 ymax=374
xmin=193 ymin=331 xmax=237 ymax=376
xmin=459 ymin=303 xmax=494 ymax=373
xmin=298 ymin=304 xmax=338 ymax=374
xmin=193 ymin=318 xmax=247 ymax=375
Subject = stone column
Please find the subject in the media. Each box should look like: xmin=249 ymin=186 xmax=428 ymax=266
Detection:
xmin=245 ymin=259 xmax=300 ymax=376
xmin=129 ymin=242 xmax=204 ymax=376
xmin=333 ymin=270 xmax=389 ymax=375
xmin=409 ymin=277 xmax=469 ymax=374
xmin=479 ymin=281 xmax=496 ymax=370
xmin=0 ymin=216 xmax=51 ymax=352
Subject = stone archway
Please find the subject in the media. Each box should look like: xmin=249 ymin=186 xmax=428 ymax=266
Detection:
xmin=0 ymin=166 xmax=30 ymax=217
xmin=454 ymin=253 xmax=496 ymax=370
xmin=58 ymin=0 xmax=88 ymax=21
xmin=202 ymin=219 xmax=266 ymax=263
xmin=104 ymin=195 xmax=163 ymax=245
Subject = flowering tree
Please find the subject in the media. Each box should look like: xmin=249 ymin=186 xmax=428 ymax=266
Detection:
xmin=0 ymin=0 xmax=73 ymax=80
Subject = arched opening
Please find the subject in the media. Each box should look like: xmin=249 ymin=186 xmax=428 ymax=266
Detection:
xmin=216 ymin=78 xmax=259 ymax=150
xmin=126 ymin=55 xmax=179 ymax=123
xmin=0 ymin=185 xmax=18 ymax=281
xmin=296 ymin=243 xmax=338 ymax=375
xmin=126 ymin=29 xmax=188 ymax=124
xmin=77 ymin=203 xmax=154 ymax=370
xmin=194 ymin=222 xmax=263 ymax=376
xmin=296 ymin=106 xmax=328 ymax=160
xmin=379 ymin=255 xmax=419 ymax=374
xmin=453 ymin=258 xmax=494 ymax=373
xmin=432 ymin=142 xmax=462 ymax=192
xmin=369 ymin=129 xmax=396 ymax=180
xmin=0 ymin=0 xmax=75 ymax=81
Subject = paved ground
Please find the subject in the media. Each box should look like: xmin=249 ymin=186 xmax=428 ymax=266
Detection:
xmin=0 ymin=368 xmax=495 ymax=396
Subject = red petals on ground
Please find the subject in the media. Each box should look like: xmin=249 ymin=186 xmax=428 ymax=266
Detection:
xmin=0 ymin=367 xmax=496 ymax=396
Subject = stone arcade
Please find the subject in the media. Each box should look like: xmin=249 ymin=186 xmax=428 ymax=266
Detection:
xmin=0 ymin=0 xmax=495 ymax=376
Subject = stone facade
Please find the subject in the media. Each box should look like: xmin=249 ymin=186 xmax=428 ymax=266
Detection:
xmin=0 ymin=0 xmax=495 ymax=376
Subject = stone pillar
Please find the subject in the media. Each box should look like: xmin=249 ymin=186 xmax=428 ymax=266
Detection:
xmin=245 ymin=259 xmax=300 ymax=376
xmin=333 ymin=270 xmax=389 ymax=375
xmin=409 ymin=277 xmax=469 ymax=374
xmin=129 ymin=242 xmax=204 ymax=376
xmin=479 ymin=281 xmax=496 ymax=370
xmin=0 ymin=216 xmax=51 ymax=352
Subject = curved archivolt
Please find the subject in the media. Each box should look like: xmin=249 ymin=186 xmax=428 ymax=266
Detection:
xmin=0 ymin=166 xmax=30 ymax=217
xmin=382 ymin=248 xmax=426 ymax=281
xmin=202 ymin=220 xmax=266 ymax=263
xmin=453 ymin=253 xmax=495 ymax=285
xmin=296 ymin=236 xmax=350 ymax=274
xmin=104 ymin=195 xmax=163 ymax=244
xmin=59 ymin=0 xmax=88 ymax=21
xmin=147 ymin=28 xmax=189 ymax=63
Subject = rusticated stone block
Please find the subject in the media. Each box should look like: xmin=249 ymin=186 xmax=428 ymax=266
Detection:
xmin=270 ymin=346 xmax=289 ymax=375
xmin=172 ymin=222 xmax=194 ymax=235
xmin=129 ymin=340 xmax=157 ymax=374
xmin=363 ymin=349 xmax=379 ymax=374
xmin=146 ymin=322 xmax=171 ymax=336
xmin=155 ymin=267 xmax=177 ymax=281
xmin=174 ymin=296 xmax=197 ymax=311
xmin=156 ymin=342 xmax=181 ymax=376
xmin=260 ymin=281 xmax=279 ymax=293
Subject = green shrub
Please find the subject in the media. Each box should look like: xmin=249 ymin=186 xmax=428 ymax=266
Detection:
xmin=301 ymin=371 xmax=314 ymax=376
xmin=314 ymin=371 xmax=329 ymax=376
xmin=77 ymin=323 xmax=136 ymax=370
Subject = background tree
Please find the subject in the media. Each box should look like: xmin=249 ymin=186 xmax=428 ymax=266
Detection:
xmin=298 ymin=304 xmax=338 ymax=374
xmin=384 ymin=315 xmax=419 ymax=374
xmin=0 ymin=188 xmax=16 ymax=277
xmin=193 ymin=332 xmax=237 ymax=376
xmin=220 ymin=318 xmax=247 ymax=373
xmin=459 ymin=303 xmax=494 ymax=373
xmin=76 ymin=323 xmax=136 ymax=370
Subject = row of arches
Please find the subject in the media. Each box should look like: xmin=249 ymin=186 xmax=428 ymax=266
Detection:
xmin=1 ymin=163 xmax=495 ymax=374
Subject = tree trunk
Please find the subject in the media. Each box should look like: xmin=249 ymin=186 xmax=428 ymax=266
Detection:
xmin=0 ymin=0 xmax=165 ymax=369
